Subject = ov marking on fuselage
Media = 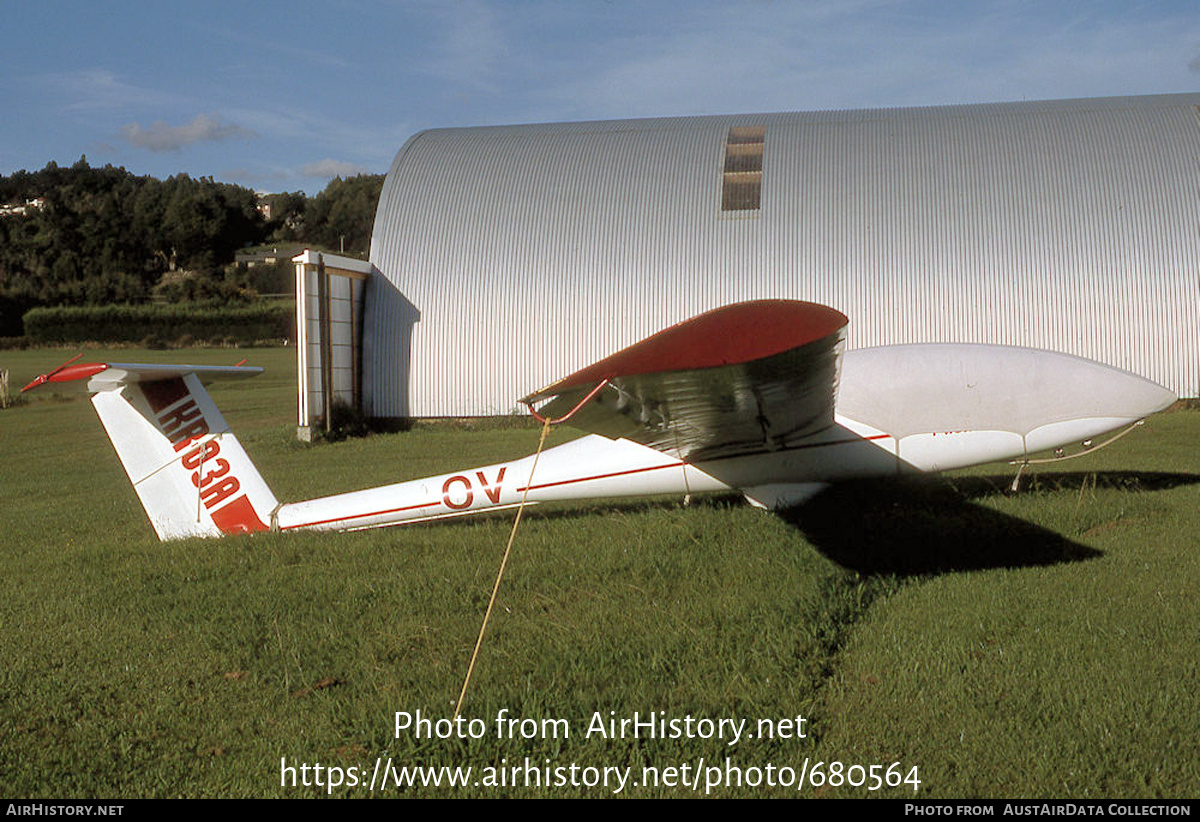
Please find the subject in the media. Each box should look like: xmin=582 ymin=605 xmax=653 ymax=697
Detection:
xmin=441 ymin=468 xmax=507 ymax=510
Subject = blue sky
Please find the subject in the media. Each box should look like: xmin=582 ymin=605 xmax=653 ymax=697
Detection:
xmin=2 ymin=0 xmax=1198 ymax=194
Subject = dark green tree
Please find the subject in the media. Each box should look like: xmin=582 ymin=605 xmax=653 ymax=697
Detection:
xmin=304 ymin=174 xmax=384 ymax=256
xmin=0 ymin=161 xmax=271 ymax=329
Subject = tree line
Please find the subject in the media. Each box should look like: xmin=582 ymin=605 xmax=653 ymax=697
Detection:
xmin=0 ymin=158 xmax=383 ymax=336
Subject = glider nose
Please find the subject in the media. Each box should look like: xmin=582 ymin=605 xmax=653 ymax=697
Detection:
xmin=1119 ymin=376 xmax=1177 ymax=418
xmin=1053 ymin=354 xmax=1176 ymax=423
xmin=1017 ymin=361 xmax=1175 ymax=456
xmin=837 ymin=345 xmax=1178 ymax=472
xmin=840 ymin=344 xmax=1177 ymax=438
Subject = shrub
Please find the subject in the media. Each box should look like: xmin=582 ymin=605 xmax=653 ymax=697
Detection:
xmin=22 ymin=303 xmax=293 ymax=345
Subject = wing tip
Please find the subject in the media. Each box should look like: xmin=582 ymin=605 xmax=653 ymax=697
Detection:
xmin=21 ymin=361 xmax=109 ymax=393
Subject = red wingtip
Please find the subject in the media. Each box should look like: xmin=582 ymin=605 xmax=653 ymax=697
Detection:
xmin=21 ymin=355 xmax=108 ymax=392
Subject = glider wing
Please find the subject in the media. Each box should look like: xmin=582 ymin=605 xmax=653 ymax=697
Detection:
xmin=522 ymin=300 xmax=848 ymax=461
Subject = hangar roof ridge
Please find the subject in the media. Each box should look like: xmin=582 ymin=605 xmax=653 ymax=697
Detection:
xmin=408 ymin=92 xmax=1200 ymax=140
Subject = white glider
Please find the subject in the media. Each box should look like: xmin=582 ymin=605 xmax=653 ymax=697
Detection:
xmin=24 ymin=301 xmax=1176 ymax=541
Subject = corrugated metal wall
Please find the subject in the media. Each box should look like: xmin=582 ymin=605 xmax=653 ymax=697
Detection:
xmin=368 ymin=94 xmax=1200 ymax=417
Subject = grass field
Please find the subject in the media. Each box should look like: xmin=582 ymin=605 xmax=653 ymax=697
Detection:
xmin=1 ymin=346 xmax=1197 ymax=798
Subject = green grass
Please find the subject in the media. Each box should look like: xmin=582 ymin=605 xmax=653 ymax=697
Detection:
xmin=1 ymin=347 xmax=1197 ymax=797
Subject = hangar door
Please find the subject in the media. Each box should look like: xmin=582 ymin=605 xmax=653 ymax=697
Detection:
xmin=293 ymin=250 xmax=372 ymax=440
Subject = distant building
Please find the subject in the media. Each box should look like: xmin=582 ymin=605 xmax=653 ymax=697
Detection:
xmin=298 ymin=94 xmax=1200 ymax=429
xmin=235 ymin=248 xmax=282 ymax=267
xmin=0 ymin=197 xmax=46 ymax=217
xmin=255 ymin=196 xmax=273 ymax=221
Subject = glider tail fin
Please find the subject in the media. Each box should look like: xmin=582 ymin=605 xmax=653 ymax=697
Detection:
xmin=27 ymin=361 xmax=278 ymax=540
xmin=96 ymin=373 xmax=278 ymax=539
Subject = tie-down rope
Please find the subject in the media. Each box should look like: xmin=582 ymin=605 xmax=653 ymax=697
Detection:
xmin=453 ymin=380 xmax=609 ymax=719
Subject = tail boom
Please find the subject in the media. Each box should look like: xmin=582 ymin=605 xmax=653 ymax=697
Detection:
xmin=274 ymin=435 xmax=730 ymax=532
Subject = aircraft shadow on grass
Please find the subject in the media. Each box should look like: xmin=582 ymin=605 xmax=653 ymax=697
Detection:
xmin=776 ymin=471 xmax=1200 ymax=577
xmin=409 ymin=469 xmax=1200 ymax=580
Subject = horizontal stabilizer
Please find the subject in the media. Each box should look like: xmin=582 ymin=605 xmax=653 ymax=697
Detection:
xmin=23 ymin=360 xmax=263 ymax=394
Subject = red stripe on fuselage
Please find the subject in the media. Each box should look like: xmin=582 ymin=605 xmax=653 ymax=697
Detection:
xmin=517 ymin=461 xmax=684 ymax=493
xmin=279 ymin=499 xmax=442 ymax=531
xmin=516 ymin=435 xmax=892 ymax=492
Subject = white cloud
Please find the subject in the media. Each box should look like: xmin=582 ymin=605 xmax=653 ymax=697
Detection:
xmin=302 ymin=158 xmax=372 ymax=179
xmin=121 ymin=113 xmax=257 ymax=152
xmin=42 ymin=68 xmax=183 ymax=112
